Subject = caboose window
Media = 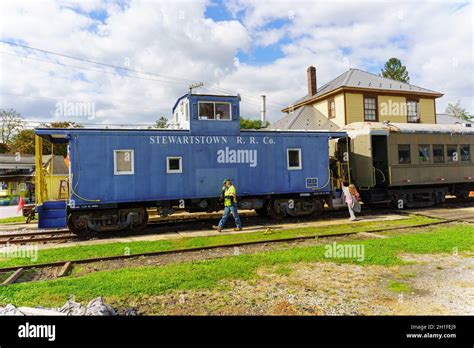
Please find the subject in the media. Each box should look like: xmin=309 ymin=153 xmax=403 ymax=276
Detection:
xmin=418 ymin=145 xmax=430 ymax=163
xmin=198 ymin=102 xmax=231 ymax=120
xmin=461 ymin=145 xmax=471 ymax=162
xmin=114 ymin=150 xmax=134 ymax=175
xmin=287 ymin=149 xmax=302 ymax=170
xmin=398 ymin=145 xmax=411 ymax=164
xmin=167 ymin=157 xmax=182 ymax=174
xmin=433 ymin=145 xmax=445 ymax=163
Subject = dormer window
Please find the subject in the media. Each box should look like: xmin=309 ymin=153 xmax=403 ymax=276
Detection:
xmin=198 ymin=102 xmax=231 ymax=120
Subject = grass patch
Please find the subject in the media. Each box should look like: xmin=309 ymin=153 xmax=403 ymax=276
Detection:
xmin=0 ymin=215 xmax=438 ymax=269
xmin=274 ymin=265 xmax=293 ymax=276
xmin=1 ymin=224 xmax=473 ymax=307
xmin=0 ymin=216 xmax=26 ymax=224
xmin=388 ymin=280 xmax=412 ymax=293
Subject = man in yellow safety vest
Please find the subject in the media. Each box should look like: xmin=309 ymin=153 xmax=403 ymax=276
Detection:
xmin=212 ymin=178 xmax=242 ymax=232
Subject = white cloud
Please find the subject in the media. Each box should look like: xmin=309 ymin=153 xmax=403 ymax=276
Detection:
xmin=0 ymin=0 xmax=472 ymax=126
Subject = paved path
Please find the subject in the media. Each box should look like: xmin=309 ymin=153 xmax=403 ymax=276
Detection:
xmin=410 ymin=204 xmax=474 ymax=223
xmin=0 ymin=206 xmax=22 ymax=219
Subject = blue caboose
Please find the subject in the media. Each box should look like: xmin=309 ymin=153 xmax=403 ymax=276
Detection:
xmin=35 ymin=93 xmax=345 ymax=235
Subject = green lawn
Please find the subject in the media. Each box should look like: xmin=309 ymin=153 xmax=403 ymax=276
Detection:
xmin=0 ymin=215 xmax=438 ymax=269
xmin=0 ymin=216 xmax=26 ymax=224
xmin=1 ymin=223 xmax=472 ymax=307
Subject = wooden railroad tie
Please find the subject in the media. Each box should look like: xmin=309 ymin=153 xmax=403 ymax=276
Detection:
xmin=57 ymin=261 xmax=72 ymax=277
xmin=2 ymin=268 xmax=24 ymax=286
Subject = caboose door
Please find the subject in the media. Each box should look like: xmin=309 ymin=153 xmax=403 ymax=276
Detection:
xmin=350 ymin=133 xmax=374 ymax=188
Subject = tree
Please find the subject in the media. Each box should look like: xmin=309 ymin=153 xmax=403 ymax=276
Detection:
xmin=0 ymin=143 xmax=9 ymax=153
xmin=0 ymin=109 xmax=24 ymax=144
xmin=380 ymin=58 xmax=410 ymax=83
xmin=151 ymin=116 xmax=169 ymax=129
xmin=8 ymin=129 xmax=35 ymax=155
xmin=445 ymin=100 xmax=470 ymax=121
xmin=240 ymin=117 xmax=269 ymax=130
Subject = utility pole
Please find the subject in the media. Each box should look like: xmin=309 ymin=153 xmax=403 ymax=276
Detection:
xmin=189 ymin=82 xmax=204 ymax=94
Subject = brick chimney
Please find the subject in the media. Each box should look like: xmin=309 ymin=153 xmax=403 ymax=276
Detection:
xmin=307 ymin=66 xmax=317 ymax=96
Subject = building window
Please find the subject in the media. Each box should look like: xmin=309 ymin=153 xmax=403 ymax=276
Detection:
xmin=364 ymin=96 xmax=377 ymax=121
xmin=287 ymin=148 xmax=302 ymax=170
xmin=114 ymin=150 xmax=134 ymax=175
xmin=167 ymin=157 xmax=182 ymax=174
xmin=447 ymin=145 xmax=458 ymax=162
xmin=460 ymin=145 xmax=471 ymax=162
xmin=398 ymin=145 xmax=411 ymax=164
xmin=418 ymin=144 xmax=430 ymax=163
xmin=198 ymin=102 xmax=231 ymax=120
xmin=433 ymin=145 xmax=445 ymax=163
xmin=328 ymin=99 xmax=336 ymax=119
xmin=407 ymin=100 xmax=420 ymax=123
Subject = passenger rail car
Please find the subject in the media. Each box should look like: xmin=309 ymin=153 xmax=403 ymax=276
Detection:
xmin=35 ymin=94 xmax=345 ymax=235
xmin=334 ymin=122 xmax=474 ymax=208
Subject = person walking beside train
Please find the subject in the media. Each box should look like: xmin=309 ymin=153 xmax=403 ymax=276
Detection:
xmin=213 ymin=179 xmax=242 ymax=232
xmin=341 ymin=180 xmax=361 ymax=221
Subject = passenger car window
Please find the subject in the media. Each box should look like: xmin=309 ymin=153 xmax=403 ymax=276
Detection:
xmin=447 ymin=145 xmax=458 ymax=162
xmin=398 ymin=145 xmax=411 ymax=164
xmin=287 ymin=149 xmax=302 ymax=170
xmin=460 ymin=145 xmax=470 ymax=162
xmin=433 ymin=145 xmax=445 ymax=163
xmin=418 ymin=145 xmax=430 ymax=163
xmin=114 ymin=150 xmax=134 ymax=175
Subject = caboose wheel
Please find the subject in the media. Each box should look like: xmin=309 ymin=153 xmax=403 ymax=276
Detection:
xmin=67 ymin=214 xmax=93 ymax=239
xmin=254 ymin=207 xmax=268 ymax=217
xmin=267 ymin=199 xmax=285 ymax=219
xmin=311 ymin=199 xmax=323 ymax=218
xmin=130 ymin=210 xmax=149 ymax=232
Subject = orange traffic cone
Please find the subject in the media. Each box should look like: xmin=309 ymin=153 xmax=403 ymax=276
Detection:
xmin=17 ymin=196 xmax=25 ymax=214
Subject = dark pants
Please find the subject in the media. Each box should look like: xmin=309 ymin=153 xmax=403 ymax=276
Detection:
xmin=218 ymin=203 xmax=242 ymax=228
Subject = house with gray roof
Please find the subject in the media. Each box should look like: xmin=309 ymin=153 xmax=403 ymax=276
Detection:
xmin=270 ymin=66 xmax=443 ymax=130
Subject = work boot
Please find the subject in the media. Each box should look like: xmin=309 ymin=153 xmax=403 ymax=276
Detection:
xmin=212 ymin=225 xmax=222 ymax=232
xmin=233 ymin=227 xmax=243 ymax=231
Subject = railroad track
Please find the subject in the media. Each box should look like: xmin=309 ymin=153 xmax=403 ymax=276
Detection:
xmin=1 ymin=199 xmax=471 ymax=245
xmin=0 ymin=208 xmax=380 ymax=245
xmin=0 ymin=230 xmax=75 ymax=245
xmin=0 ymin=218 xmax=455 ymax=286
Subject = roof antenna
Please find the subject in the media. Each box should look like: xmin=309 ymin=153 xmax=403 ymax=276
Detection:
xmin=189 ymin=82 xmax=204 ymax=94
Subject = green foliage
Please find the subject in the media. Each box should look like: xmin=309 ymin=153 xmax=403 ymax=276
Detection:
xmin=8 ymin=129 xmax=35 ymax=155
xmin=240 ymin=117 xmax=269 ymax=129
xmin=0 ymin=215 xmax=437 ymax=269
xmin=1 ymin=224 xmax=472 ymax=307
xmin=151 ymin=116 xmax=169 ymax=129
xmin=380 ymin=58 xmax=410 ymax=83
xmin=445 ymin=100 xmax=470 ymax=121
xmin=0 ymin=143 xmax=9 ymax=153
xmin=388 ymin=280 xmax=411 ymax=293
